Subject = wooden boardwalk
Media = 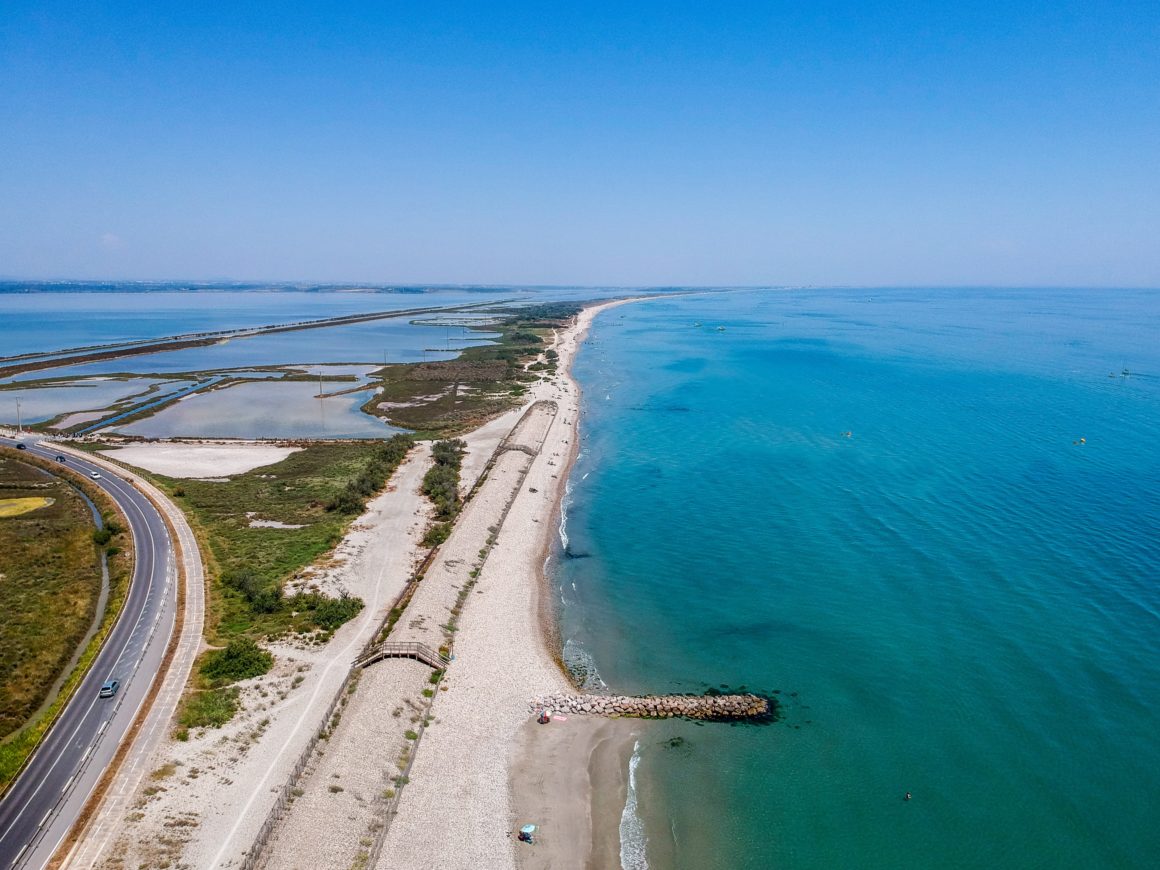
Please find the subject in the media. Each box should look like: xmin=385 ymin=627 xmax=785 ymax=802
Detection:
xmin=354 ymin=641 xmax=448 ymax=671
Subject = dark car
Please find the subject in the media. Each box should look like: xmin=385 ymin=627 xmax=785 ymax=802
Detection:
xmin=98 ymin=679 xmax=120 ymax=699
xmin=15 ymin=443 xmax=26 ymax=450
xmin=56 ymin=455 xmax=66 ymax=462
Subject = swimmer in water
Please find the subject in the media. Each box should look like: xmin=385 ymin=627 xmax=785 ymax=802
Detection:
xmin=905 ymin=792 xmax=912 ymax=801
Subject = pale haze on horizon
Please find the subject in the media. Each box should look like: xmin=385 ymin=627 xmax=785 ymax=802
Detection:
xmin=1 ymin=1 xmax=1157 ymax=288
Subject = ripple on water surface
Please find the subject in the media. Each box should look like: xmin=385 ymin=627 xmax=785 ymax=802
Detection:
xmin=556 ymin=289 xmax=1160 ymax=870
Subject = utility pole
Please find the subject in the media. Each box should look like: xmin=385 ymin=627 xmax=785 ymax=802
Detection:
xmin=15 ymin=398 xmax=21 ymax=434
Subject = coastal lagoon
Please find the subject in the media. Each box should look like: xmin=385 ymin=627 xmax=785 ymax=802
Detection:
xmin=10 ymin=317 xmax=500 ymax=380
xmin=112 ymin=379 xmax=403 ymax=440
xmin=0 ymin=285 xmax=639 ymax=358
xmin=558 ymin=288 xmax=1160 ymax=869
xmin=0 ymin=378 xmax=191 ymax=426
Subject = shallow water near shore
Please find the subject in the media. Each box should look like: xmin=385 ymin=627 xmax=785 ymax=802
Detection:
xmin=557 ymin=288 xmax=1160 ymax=869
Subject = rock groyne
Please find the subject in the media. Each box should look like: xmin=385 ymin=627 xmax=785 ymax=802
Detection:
xmin=531 ymin=692 xmax=773 ymax=722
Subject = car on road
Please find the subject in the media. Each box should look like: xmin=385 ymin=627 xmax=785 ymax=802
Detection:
xmin=90 ymin=471 xmax=101 ymax=479
xmin=56 ymin=455 xmax=66 ymax=462
xmin=16 ymin=442 xmax=26 ymax=450
xmin=98 ymin=679 xmax=119 ymax=699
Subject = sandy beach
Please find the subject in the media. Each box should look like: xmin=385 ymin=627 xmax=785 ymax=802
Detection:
xmin=376 ymin=298 xmax=644 ymax=870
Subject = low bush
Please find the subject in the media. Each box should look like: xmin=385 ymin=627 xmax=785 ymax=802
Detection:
xmin=179 ymin=687 xmax=240 ymax=729
xmin=421 ymin=521 xmax=451 ymax=548
xmin=422 ymin=440 xmax=466 ymax=520
xmin=327 ymin=435 xmax=414 ymax=514
xmin=200 ymin=638 xmax=273 ymax=686
xmin=286 ymin=592 xmax=365 ymax=632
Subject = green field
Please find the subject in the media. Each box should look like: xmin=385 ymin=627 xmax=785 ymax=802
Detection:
xmin=0 ymin=450 xmax=132 ymax=793
xmin=0 ymin=455 xmax=103 ymax=739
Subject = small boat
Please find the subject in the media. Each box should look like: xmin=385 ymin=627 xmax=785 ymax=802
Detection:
xmin=716 ymin=325 xmax=726 ymax=332
xmin=693 ymin=322 xmax=702 ymax=327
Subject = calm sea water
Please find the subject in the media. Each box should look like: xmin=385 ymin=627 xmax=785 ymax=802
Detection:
xmin=556 ymin=288 xmax=1160 ymax=869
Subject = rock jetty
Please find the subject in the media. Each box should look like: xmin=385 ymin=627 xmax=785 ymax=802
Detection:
xmin=530 ymin=692 xmax=772 ymax=721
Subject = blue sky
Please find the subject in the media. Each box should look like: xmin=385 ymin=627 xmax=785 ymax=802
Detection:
xmin=1 ymin=1 xmax=1157 ymax=285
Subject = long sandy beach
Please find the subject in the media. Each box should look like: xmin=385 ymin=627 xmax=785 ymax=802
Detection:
xmin=376 ymin=297 xmax=645 ymax=870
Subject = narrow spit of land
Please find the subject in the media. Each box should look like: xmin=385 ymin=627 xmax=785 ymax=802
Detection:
xmin=0 ymin=300 xmax=504 ymax=380
xmin=257 ymin=402 xmax=558 ymax=870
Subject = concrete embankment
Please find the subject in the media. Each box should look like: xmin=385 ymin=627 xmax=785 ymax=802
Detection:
xmin=530 ymin=692 xmax=773 ymax=721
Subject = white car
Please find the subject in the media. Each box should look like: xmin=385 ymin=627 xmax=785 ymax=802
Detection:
xmin=90 ymin=471 xmax=102 ymax=480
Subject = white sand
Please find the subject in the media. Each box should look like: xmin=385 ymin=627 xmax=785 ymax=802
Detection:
xmin=99 ymin=443 xmax=302 ymax=478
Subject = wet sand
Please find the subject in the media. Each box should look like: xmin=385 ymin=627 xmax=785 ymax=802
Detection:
xmin=510 ymin=717 xmax=639 ymax=870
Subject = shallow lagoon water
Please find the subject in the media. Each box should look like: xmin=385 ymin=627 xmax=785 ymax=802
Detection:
xmin=13 ymin=319 xmax=500 ymax=379
xmin=0 ymin=285 xmax=642 ymax=358
xmin=558 ymin=288 xmax=1160 ymax=869
xmin=0 ymin=288 xmax=504 ymax=357
xmin=113 ymin=380 xmax=403 ymax=440
xmin=0 ymin=378 xmax=190 ymax=426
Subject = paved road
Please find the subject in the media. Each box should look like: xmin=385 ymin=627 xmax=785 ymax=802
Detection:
xmin=0 ymin=436 xmax=178 ymax=870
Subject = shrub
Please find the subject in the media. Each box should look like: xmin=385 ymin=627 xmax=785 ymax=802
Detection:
xmin=201 ymin=638 xmax=273 ymax=686
xmin=422 ymin=440 xmax=466 ymax=520
xmin=179 ymin=687 xmax=240 ymax=728
xmin=222 ymin=569 xmax=284 ymax=614
xmin=421 ymin=522 xmax=451 ymax=548
xmin=326 ymin=435 xmax=414 ymax=513
xmin=286 ymin=592 xmax=365 ymax=632
xmin=313 ymin=595 xmax=364 ymax=631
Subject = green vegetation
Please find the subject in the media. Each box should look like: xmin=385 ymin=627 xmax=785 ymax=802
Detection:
xmin=0 ymin=450 xmax=132 ymax=791
xmin=178 ymin=687 xmax=240 ymax=729
xmin=200 ymin=639 xmax=273 ymax=687
xmin=364 ymin=303 xmax=581 ymax=436
xmin=150 ymin=438 xmax=408 ymax=730
xmin=327 ymin=434 xmax=414 ymax=514
xmin=143 ymin=436 xmax=413 ymax=644
xmin=421 ymin=439 xmax=466 ymax=546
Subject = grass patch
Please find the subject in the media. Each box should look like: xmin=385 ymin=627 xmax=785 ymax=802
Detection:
xmin=178 ymin=687 xmax=240 ymax=729
xmin=0 ymin=450 xmax=132 ymax=793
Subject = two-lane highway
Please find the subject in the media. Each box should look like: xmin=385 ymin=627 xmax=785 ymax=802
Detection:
xmin=0 ymin=436 xmax=178 ymax=870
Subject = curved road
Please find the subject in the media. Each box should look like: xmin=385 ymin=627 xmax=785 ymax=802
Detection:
xmin=0 ymin=436 xmax=178 ymax=870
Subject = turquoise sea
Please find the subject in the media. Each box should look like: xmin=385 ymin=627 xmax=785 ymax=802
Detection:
xmin=556 ymin=288 xmax=1160 ymax=869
